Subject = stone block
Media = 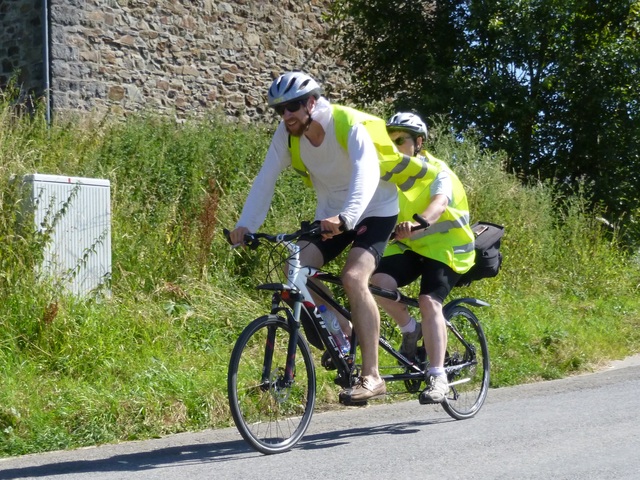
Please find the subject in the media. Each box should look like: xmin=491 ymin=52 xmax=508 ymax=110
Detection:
xmin=108 ymin=85 xmax=125 ymax=101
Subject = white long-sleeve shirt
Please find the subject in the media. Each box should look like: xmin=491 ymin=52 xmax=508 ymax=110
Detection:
xmin=236 ymin=98 xmax=398 ymax=232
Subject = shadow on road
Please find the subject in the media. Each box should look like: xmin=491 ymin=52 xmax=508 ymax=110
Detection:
xmin=299 ymin=417 xmax=451 ymax=451
xmin=0 ymin=438 xmax=253 ymax=479
xmin=0 ymin=418 xmax=449 ymax=478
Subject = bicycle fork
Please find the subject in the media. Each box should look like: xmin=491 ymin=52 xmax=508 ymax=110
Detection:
xmin=253 ymin=288 xmax=304 ymax=393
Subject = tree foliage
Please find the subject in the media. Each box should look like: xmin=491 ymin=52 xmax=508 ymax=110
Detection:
xmin=331 ymin=0 xmax=640 ymax=245
xmin=332 ymin=0 xmax=466 ymax=114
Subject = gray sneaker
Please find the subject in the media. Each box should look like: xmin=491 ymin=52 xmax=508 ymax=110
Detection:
xmin=419 ymin=375 xmax=449 ymax=404
xmin=400 ymin=321 xmax=422 ymax=362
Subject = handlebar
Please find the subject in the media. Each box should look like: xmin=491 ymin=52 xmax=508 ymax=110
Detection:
xmin=224 ymin=214 xmax=429 ymax=247
xmin=223 ymin=221 xmax=323 ymax=249
xmin=411 ymin=213 xmax=430 ymax=230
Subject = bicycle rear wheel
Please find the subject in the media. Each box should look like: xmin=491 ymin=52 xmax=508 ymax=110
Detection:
xmin=227 ymin=314 xmax=316 ymax=454
xmin=441 ymin=305 xmax=490 ymax=420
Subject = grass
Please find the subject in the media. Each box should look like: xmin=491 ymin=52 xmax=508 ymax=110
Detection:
xmin=1 ymin=94 xmax=639 ymax=457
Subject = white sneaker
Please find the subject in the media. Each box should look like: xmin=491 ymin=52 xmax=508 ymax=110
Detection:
xmin=419 ymin=375 xmax=449 ymax=404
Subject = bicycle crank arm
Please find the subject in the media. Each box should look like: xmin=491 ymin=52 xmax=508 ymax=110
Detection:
xmin=447 ymin=377 xmax=471 ymax=387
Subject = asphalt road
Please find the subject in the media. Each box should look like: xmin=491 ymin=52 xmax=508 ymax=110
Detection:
xmin=1 ymin=355 xmax=639 ymax=480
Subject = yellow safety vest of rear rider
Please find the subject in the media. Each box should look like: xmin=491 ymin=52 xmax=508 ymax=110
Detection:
xmin=385 ymin=152 xmax=476 ymax=274
xmin=288 ymin=104 xmax=429 ymax=192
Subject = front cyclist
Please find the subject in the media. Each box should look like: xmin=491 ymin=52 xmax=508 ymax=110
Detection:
xmin=230 ymin=71 xmax=404 ymax=403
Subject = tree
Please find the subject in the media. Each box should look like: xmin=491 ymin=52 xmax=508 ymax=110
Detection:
xmin=331 ymin=0 xmax=465 ymax=114
xmin=331 ymin=0 xmax=640 ymax=245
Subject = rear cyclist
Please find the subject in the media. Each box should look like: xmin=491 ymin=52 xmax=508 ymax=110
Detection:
xmin=371 ymin=112 xmax=475 ymax=404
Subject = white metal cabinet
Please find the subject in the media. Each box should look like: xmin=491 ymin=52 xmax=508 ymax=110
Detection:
xmin=23 ymin=174 xmax=112 ymax=296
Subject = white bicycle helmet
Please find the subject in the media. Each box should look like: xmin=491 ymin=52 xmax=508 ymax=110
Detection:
xmin=386 ymin=112 xmax=428 ymax=140
xmin=267 ymin=71 xmax=322 ymax=107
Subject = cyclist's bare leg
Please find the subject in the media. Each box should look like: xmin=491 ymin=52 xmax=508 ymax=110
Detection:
xmin=297 ymin=240 xmax=352 ymax=335
xmin=370 ymin=272 xmax=412 ymax=329
xmin=419 ymin=294 xmax=447 ymax=369
xmin=297 ymin=240 xmax=323 ymax=268
xmin=341 ymin=247 xmax=381 ymax=382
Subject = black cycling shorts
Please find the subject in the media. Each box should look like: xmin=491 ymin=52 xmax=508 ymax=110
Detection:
xmin=299 ymin=215 xmax=397 ymax=267
xmin=375 ymin=250 xmax=461 ymax=304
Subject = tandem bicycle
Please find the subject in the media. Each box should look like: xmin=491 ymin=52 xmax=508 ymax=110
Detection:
xmin=224 ymin=220 xmax=490 ymax=454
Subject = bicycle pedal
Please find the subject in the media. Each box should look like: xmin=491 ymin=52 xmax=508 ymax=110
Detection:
xmin=418 ymin=395 xmax=445 ymax=405
xmin=338 ymin=395 xmax=368 ymax=407
xmin=320 ymin=350 xmax=337 ymax=370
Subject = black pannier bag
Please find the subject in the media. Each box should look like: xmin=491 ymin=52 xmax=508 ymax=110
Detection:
xmin=456 ymin=221 xmax=505 ymax=287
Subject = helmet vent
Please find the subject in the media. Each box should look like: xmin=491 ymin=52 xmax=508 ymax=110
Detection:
xmin=283 ymin=77 xmax=297 ymax=94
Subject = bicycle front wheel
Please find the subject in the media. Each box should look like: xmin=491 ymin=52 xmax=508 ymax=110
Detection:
xmin=227 ymin=314 xmax=316 ymax=454
xmin=441 ymin=305 xmax=490 ymax=420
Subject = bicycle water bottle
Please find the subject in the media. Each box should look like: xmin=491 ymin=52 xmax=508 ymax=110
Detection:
xmin=318 ymin=304 xmax=350 ymax=355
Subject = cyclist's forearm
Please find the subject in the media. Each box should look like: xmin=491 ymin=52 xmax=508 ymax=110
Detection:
xmin=237 ymin=152 xmax=285 ymax=231
xmin=418 ymin=194 xmax=448 ymax=226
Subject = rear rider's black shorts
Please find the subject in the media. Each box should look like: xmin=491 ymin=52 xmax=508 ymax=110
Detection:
xmin=299 ymin=215 xmax=397 ymax=267
xmin=375 ymin=250 xmax=461 ymax=304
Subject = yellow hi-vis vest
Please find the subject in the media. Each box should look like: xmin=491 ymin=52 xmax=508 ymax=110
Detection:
xmin=288 ymin=104 xmax=429 ymax=191
xmin=385 ymin=153 xmax=476 ymax=274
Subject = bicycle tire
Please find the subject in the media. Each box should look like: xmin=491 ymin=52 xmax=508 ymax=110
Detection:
xmin=227 ymin=314 xmax=316 ymax=454
xmin=441 ymin=305 xmax=490 ymax=420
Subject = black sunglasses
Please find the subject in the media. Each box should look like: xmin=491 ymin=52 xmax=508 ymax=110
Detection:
xmin=393 ymin=135 xmax=414 ymax=146
xmin=274 ymin=100 xmax=305 ymax=116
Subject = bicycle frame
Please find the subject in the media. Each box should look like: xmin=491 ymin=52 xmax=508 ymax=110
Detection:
xmin=256 ymin=235 xmax=490 ymax=390
xmin=252 ymin=235 xmax=353 ymax=387
xmin=307 ymin=277 xmax=489 ymax=385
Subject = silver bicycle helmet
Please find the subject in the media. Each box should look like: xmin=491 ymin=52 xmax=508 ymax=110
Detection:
xmin=386 ymin=112 xmax=428 ymax=140
xmin=267 ymin=71 xmax=322 ymax=107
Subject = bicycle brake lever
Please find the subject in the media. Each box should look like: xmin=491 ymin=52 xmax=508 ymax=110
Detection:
xmin=245 ymin=235 xmax=260 ymax=250
xmin=222 ymin=228 xmax=259 ymax=249
xmin=222 ymin=228 xmax=233 ymax=245
xmin=301 ymin=220 xmax=323 ymax=236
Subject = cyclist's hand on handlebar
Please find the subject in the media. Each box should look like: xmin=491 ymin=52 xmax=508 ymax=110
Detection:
xmin=390 ymin=214 xmax=430 ymax=241
xmin=320 ymin=215 xmax=344 ymax=240
xmin=393 ymin=221 xmax=416 ymax=240
xmin=229 ymin=226 xmax=250 ymax=247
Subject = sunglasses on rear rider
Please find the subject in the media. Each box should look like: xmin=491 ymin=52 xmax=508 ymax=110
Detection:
xmin=393 ymin=135 xmax=414 ymax=146
xmin=274 ymin=100 xmax=305 ymax=116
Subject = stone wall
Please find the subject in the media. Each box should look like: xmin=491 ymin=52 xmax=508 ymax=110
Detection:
xmin=0 ymin=0 xmax=44 ymax=98
xmin=27 ymin=0 xmax=350 ymax=122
